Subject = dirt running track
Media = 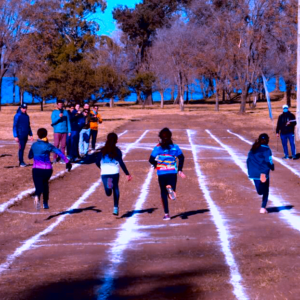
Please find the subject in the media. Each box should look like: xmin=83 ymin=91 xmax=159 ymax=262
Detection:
xmin=1 ymin=114 xmax=300 ymax=299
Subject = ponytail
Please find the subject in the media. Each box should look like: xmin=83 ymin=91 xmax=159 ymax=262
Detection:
xmin=159 ymin=127 xmax=173 ymax=149
xmin=101 ymin=132 xmax=118 ymax=159
xmin=251 ymin=133 xmax=269 ymax=152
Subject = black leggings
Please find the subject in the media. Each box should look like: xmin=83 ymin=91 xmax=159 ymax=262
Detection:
xmin=158 ymin=174 xmax=177 ymax=214
xmin=254 ymin=178 xmax=270 ymax=208
xmin=32 ymin=168 xmax=53 ymax=205
xmin=101 ymin=174 xmax=120 ymax=208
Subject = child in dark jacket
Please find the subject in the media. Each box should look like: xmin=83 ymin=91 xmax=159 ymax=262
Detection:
xmin=247 ymin=133 xmax=275 ymax=214
xmin=28 ymin=128 xmax=72 ymax=210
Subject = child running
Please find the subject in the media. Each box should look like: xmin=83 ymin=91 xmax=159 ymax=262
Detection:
xmin=28 ymin=128 xmax=72 ymax=210
xmin=95 ymin=132 xmax=132 ymax=216
xmin=247 ymin=133 xmax=275 ymax=214
xmin=149 ymin=128 xmax=186 ymax=220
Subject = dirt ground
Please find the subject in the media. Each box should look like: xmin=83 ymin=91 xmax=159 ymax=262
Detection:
xmin=0 ymin=100 xmax=300 ymax=299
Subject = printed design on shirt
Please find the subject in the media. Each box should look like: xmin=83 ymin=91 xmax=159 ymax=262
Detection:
xmin=155 ymin=153 xmax=177 ymax=172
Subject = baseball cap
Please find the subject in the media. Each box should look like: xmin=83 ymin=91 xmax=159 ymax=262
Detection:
xmin=20 ymin=103 xmax=27 ymax=109
xmin=282 ymin=104 xmax=288 ymax=109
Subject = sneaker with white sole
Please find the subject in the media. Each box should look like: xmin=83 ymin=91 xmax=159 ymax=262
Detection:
xmin=34 ymin=196 xmax=41 ymax=211
xmin=260 ymin=208 xmax=268 ymax=214
xmin=19 ymin=162 xmax=27 ymax=167
xmin=163 ymin=214 xmax=171 ymax=220
xmin=113 ymin=207 xmax=119 ymax=216
xmin=166 ymin=185 xmax=176 ymax=200
xmin=43 ymin=203 xmax=49 ymax=209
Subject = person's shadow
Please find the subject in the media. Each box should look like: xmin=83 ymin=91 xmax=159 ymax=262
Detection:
xmin=171 ymin=209 xmax=210 ymax=220
xmin=119 ymin=208 xmax=158 ymax=219
xmin=266 ymin=205 xmax=293 ymax=213
xmin=46 ymin=206 xmax=101 ymax=220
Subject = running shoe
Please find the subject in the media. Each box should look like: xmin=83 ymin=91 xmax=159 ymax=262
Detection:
xmin=292 ymin=156 xmax=297 ymax=160
xmin=34 ymin=196 xmax=41 ymax=211
xmin=163 ymin=214 xmax=171 ymax=221
xmin=43 ymin=203 xmax=49 ymax=209
xmin=113 ymin=207 xmax=119 ymax=216
xmin=282 ymin=155 xmax=289 ymax=159
xmin=260 ymin=208 xmax=268 ymax=214
xmin=166 ymin=185 xmax=176 ymax=200
xmin=19 ymin=162 xmax=27 ymax=167
xmin=107 ymin=178 xmax=113 ymax=189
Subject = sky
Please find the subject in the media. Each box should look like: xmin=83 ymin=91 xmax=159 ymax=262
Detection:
xmin=94 ymin=0 xmax=141 ymax=36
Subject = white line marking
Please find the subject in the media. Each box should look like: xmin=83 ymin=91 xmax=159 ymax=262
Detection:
xmin=96 ymin=168 xmax=154 ymax=300
xmin=187 ymin=129 xmax=248 ymax=300
xmin=207 ymin=130 xmax=300 ymax=233
xmin=0 ymin=131 xmax=129 ymax=214
xmin=6 ymin=209 xmax=57 ymax=215
xmin=0 ymin=130 xmax=146 ymax=275
xmin=227 ymin=130 xmax=300 ymax=178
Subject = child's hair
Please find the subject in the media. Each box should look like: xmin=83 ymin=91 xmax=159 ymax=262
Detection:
xmin=251 ymin=133 xmax=269 ymax=152
xmin=159 ymin=127 xmax=173 ymax=149
xmin=37 ymin=128 xmax=47 ymax=139
xmin=101 ymin=132 xmax=118 ymax=159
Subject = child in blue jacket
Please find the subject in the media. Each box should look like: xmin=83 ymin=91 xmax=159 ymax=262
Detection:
xmin=247 ymin=133 xmax=275 ymax=214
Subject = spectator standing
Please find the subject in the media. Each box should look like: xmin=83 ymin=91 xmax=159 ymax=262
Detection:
xmin=276 ymin=104 xmax=297 ymax=159
xmin=13 ymin=103 xmax=33 ymax=167
xmin=51 ymin=100 xmax=71 ymax=162
xmin=66 ymin=103 xmax=75 ymax=157
xmin=69 ymin=103 xmax=81 ymax=161
xmin=90 ymin=105 xmax=102 ymax=151
xmin=78 ymin=109 xmax=91 ymax=157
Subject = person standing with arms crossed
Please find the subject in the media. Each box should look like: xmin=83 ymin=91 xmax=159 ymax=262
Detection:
xmin=276 ymin=104 xmax=297 ymax=159
xmin=13 ymin=103 xmax=33 ymax=167
xmin=51 ymin=100 xmax=71 ymax=163
xmin=90 ymin=105 xmax=102 ymax=152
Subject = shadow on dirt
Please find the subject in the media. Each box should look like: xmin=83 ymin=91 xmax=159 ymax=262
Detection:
xmin=171 ymin=209 xmax=210 ymax=220
xmin=4 ymin=163 xmax=33 ymax=168
xmin=266 ymin=205 xmax=294 ymax=213
xmin=46 ymin=206 xmax=102 ymax=220
xmin=17 ymin=266 xmax=215 ymax=300
xmin=0 ymin=154 xmax=12 ymax=158
xmin=119 ymin=208 xmax=158 ymax=219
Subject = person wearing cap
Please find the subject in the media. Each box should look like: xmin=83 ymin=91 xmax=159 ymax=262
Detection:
xmin=276 ymin=104 xmax=297 ymax=159
xmin=247 ymin=133 xmax=275 ymax=214
xmin=51 ymin=100 xmax=71 ymax=163
xmin=13 ymin=103 xmax=33 ymax=167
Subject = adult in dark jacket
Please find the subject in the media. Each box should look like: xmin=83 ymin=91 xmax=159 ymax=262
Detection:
xmin=13 ymin=103 xmax=33 ymax=167
xmin=247 ymin=133 xmax=275 ymax=214
xmin=276 ymin=104 xmax=297 ymax=159
xmin=69 ymin=103 xmax=81 ymax=161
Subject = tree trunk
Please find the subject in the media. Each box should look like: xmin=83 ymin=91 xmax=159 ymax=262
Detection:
xmin=174 ymin=86 xmax=180 ymax=104
xmin=110 ymin=98 xmax=114 ymax=108
xmin=285 ymin=80 xmax=292 ymax=107
xmin=185 ymin=86 xmax=189 ymax=104
xmin=222 ymin=89 xmax=226 ymax=103
xmin=136 ymin=90 xmax=143 ymax=105
xmin=144 ymin=92 xmax=153 ymax=105
xmin=171 ymin=86 xmax=175 ymax=102
xmin=239 ymin=87 xmax=248 ymax=113
xmin=159 ymin=91 xmax=164 ymax=108
xmin=215 ymin=87 xmax=219 ymax=111
xmin=40 ymin=98 xmax=44 ymax=111
xmin=13 ymin=76 xmax=16 ymax=104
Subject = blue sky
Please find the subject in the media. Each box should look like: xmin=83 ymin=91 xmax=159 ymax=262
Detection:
xmin=94 ymin=0 xmax=141 ymax=36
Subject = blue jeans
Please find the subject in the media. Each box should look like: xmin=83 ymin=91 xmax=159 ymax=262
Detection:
xmin=18 ymin=137 xmax=28 ymax=164
xmin=79 ymin=128 xmax=90 ymax=156
xmin=101 ymin=174 xmax=120 ymax=208
xmin=70 ymin=131 xmax=79 ymax=159
xmin=254 ymin=178 xmax=269 ymax=208
xmin=281 ymin=133 xmax=296 ymax=157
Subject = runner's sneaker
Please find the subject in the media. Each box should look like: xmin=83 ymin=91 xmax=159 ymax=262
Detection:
xmin=19 ymin=162 xmax=27 ymax=167
xmin=107 ymin=178 xmax=113 ymax=189
xmin=113 ymin=207 xmax=119 ymax=216
xmin=292 ymin=156 xmax=297 ymax=160
xmin=34 ymin=196 xmax=41 ymax=211
xmin=166 ymin=185 xmax=176 ymax=200
xmin=260 ymin=208 xmax=268 ymax=214
xmin=282 ymin=155 xmax=289 ymax=159
xmin=43 ymin=203 xmax=49 ymax=209
xmin=163 ymin=214 xmax=171 ymax=221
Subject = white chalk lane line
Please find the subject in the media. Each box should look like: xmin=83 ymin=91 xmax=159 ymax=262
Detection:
xmin=0 ymin=131 xmax=129 ymax=214
xmin=95 ymin=167 xmax=154 ymax=300
xmin=206 ymin=130 xmax=300 ymax=233
xmin=0 ymin=130 xmax=148 ymax=275
xmin=227 ymin=129 xmax=300 ymax=178
xmin=187 ymin=129 xmax=249 ymax=300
